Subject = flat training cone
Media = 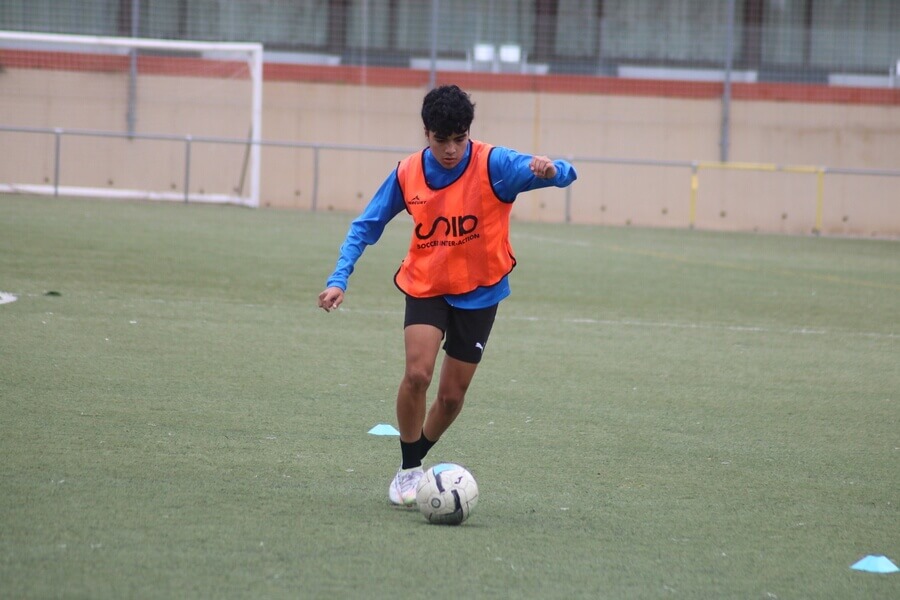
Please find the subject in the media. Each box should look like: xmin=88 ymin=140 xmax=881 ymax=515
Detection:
xmin=851 ymin=555 xmax=899 ymax=574
xmin=367 ymin=423 xmax=400 ymax=436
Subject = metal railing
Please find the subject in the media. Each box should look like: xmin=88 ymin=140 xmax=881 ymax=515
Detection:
xmin=2 ymin=124 xmax=899 ymax=233
xmin=563 ymin=155 xmax=900 ymax=232
xmin=0 ymin=124 xmax=414 ymax=209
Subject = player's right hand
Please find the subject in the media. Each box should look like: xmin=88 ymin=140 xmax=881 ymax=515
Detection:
xmin=317 ymin=287 xmax=344 ymax=312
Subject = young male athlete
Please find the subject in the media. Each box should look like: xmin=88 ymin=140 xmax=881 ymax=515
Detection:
xmin=318 ymin=85 xmax=577 ymax=506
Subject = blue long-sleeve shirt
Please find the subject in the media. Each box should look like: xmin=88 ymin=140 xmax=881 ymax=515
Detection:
xmin=326 ymin=141 xmax=577 ymax=309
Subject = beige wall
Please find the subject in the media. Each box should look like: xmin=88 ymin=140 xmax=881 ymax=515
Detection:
xmin=1 ymin=68 xmax=898 ymax=236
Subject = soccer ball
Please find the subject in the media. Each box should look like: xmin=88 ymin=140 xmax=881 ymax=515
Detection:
xmin=415 ymin=463 xmax=479 ymax=525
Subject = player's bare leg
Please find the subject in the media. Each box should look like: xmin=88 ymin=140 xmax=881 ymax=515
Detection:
xmin=422 ymin=355 xmax=478 ymax=442
xmin=389 ymin=323 xmax=442 ymax=506
xmin=396 ymin=324 xmax=443 ymax=442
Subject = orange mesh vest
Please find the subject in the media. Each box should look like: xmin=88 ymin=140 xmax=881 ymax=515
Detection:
xmin=394 ymin=140 xmax=516 ymax=298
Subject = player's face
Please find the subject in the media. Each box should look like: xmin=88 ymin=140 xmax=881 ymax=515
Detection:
xmin=426 ymin=129 xmax=469 ymax=169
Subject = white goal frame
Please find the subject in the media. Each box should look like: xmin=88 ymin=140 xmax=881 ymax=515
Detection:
xmin=0 ymin=31 xmax=263 ymax=207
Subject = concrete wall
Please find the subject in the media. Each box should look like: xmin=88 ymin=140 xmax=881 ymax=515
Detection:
xmin=1 ymin=67 xmax=898 ymax=236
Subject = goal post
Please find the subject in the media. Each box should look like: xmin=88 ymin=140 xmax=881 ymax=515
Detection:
xmin=0 ymin=31 xmax=263 ymax=207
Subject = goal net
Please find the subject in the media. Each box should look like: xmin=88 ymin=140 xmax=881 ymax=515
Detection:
xmin=0 ymin=31 xmax=263 ymax=207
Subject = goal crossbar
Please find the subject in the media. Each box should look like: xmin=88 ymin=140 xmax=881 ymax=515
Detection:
xmin=0 ymin=30 xmax=263 ymax=54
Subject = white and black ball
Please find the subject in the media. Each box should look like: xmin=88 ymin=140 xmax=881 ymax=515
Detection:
xmin=415 ymin=463 xmax=479 ymax=525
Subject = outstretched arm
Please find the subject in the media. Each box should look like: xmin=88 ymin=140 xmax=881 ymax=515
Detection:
xmin=489 ymin=147 xmax=577 ymax=201
xmin=317 ymin=172 xmax=405 ymax=312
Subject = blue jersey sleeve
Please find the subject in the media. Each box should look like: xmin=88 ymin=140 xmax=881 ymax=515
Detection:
xmin=442 ymin=146 xmax=577 ymax=309
xmin=325 ymin=171 xmax=406 ymax=291
xmin=488 ymin=146 xmax=577 ymax=202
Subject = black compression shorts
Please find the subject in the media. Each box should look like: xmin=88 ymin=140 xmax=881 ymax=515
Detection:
xmin=404 ymin=295 xmax=498 ymax=364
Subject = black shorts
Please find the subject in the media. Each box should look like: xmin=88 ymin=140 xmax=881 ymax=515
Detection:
xmin=404 ymin=295 xmax=498 ymax=364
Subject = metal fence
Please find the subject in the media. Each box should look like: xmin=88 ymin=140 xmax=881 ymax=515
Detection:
xmin=3 ymin=0 xmax=899 ymax=83
xmin=2 ymin=124 xmax=898 ymax=236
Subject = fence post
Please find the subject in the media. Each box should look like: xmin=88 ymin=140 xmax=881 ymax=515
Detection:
xmin=53 ymin=128 xmax=62 ymax=198
xmin=183 ymin=135 xmax=192 ymax=203
xmin=689 ymin=162 xmax=699 ymax=229
xmin=563 ymin=155 xmax=574 ymax=223
xmin=312 ymin=146 xmax=320 ymax=211
xmin=719 ymin=0 xmax=736 ymax=162
xmin=814 ymin=168 xmax=825 ymax=234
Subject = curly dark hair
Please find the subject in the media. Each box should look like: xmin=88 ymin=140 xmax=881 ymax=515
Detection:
xmin=421 ymin=85 xmax=475 ymax=137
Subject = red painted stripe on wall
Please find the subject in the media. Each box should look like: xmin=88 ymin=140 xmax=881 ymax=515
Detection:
xmin=2 ymin=49 xmax=898 ymax=106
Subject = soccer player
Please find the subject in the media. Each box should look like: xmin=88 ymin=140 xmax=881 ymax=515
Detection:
xmin=318 ymin=84 xmax=577 ymax=506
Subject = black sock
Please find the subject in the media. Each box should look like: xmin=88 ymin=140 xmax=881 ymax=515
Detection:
xmin=416 ymin=431 xmax=436 ymax=462
xmin=400 ymin=439 xmax=421 ymax=470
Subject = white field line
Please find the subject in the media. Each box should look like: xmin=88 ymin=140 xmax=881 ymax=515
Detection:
xmin=0 ymin=291 xmax=18 ymax=304
xmin=7 ymin=291 xmax=896 ymax=340
xmin=518 ymin=232 xmax=900 ymax=293
xmin=338 ymin=307 xmax=897 ymax=340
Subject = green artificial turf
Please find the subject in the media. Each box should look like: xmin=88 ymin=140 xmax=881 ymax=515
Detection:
xmin=1 ymin=195 xmax=897 ymax=598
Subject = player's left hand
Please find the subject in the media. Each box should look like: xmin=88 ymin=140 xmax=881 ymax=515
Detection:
xmin=529 ymin=155 xmax=557 ymax=179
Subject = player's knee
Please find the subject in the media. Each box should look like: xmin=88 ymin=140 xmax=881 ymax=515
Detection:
xmin=403 ymin=365 xmax=433 ymax=393
xmin=436 ymin=391 xmax=465 ymax=415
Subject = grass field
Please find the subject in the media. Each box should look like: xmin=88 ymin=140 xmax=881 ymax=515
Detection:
xmin=1 ymin=194 xmax=897 ymax=599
